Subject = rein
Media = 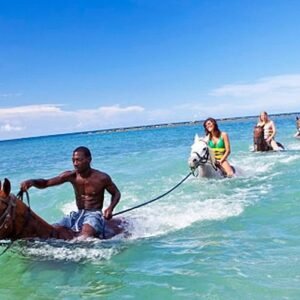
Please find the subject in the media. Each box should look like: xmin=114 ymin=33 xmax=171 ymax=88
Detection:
xmin=191 ymin=142 xmax=230 ymax=177
xmin=0 ymin=195 xmax=16 ymax=230
xmin=192 ymin=148 xmax=218 ymax=172
xmin=0 ymin=190 xmax=31 ymax=256
xmin=192 ymin=149 xmax=209 ymax=165
xmin=113 ymin=171 xmax=193 ymax=217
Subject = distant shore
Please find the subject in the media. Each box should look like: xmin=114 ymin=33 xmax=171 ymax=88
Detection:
xmin=81 ymin=111 xmax=300 ymax=135
xmin=1 ymin=111 xmax=299 ymax=143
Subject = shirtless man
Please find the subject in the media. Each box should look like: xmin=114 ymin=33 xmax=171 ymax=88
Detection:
xmin=20 ymin=146 xmax=121 ymax=239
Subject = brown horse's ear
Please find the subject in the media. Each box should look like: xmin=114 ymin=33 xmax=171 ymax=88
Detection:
xmin=3 ymin=178 xmax=11 ymax=197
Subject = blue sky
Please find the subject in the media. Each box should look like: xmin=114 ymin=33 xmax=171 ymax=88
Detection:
xmin=0 ymin=0 xmax=299 ymax=140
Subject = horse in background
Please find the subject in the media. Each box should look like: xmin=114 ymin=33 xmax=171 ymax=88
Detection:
xmin=0 ymin=178 xmax=125 ymax=242
xmin=294 ymin=117 xmax=300 ymax=138
xmin=253 ymin=126 xmax=284 ymax=151
xmin=253 ymin=126 xmax=271 ymax=151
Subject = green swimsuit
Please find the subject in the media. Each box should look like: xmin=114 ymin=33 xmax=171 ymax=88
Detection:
xmin=208 ymin=136 xmax=225 ymax=160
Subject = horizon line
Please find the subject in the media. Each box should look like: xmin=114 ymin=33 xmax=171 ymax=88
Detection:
xmin=1 ymin=111 xmax=299 ymax=143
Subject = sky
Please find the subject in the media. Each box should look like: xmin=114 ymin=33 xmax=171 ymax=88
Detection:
xmin=0 ymin=0 xmax=299 ymax=140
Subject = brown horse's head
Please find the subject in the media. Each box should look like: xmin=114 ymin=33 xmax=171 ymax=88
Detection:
xmin=253 ymin=126 xmax=271 ymax=152
xmin=0 ymin=178 xmax=15 ymax=239
xmin=0 ymin=178 xmax=11 ymax=199
xmin=0 ymin=178 xmax=65 ymax=240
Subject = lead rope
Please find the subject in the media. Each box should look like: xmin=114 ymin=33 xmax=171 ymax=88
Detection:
xmin=112 ymin=171 xmax=193 ymax=217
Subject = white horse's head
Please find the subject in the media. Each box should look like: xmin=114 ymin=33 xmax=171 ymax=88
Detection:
xmin=188 ymin=134 xmax=212 ymax=169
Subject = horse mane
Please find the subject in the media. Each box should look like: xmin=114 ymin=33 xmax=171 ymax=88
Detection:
xmin=0 ymin=189 xmax=74 ymax=240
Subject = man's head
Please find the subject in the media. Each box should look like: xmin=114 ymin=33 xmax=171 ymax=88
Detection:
xmin=72 ymin=146 xmax=92 ymax=173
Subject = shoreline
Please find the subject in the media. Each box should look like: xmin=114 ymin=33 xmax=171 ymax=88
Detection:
xmin=1 ymin=111 xmax=299 ymax=143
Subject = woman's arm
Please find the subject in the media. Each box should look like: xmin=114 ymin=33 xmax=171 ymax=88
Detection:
xmin=220 ymin=132 xmax=231 ymax=163
xmin=267 ymin=121 xmax=276 ymax=141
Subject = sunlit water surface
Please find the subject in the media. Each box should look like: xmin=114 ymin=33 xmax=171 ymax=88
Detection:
xmin=0 ymin=115 xmax=299 ymax=299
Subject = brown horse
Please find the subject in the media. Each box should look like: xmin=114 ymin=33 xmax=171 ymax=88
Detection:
xmin=0 ymin=178 xmax=125 ymax=241
xmin=253 ymin=126 xmax=284 ymax=152
xmin=253 ymin=126 xmax=272 ymax=151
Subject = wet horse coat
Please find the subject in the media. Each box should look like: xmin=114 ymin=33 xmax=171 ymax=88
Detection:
xmin=253 ymin=126 xmax=271 ymax=151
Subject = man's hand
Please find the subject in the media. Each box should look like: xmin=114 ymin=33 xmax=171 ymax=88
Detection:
xmin=103 ymin=207 xmax=113 ymax=220
xmin=20 ymin=180 xmax=33 ymax=192
xmin=215 ymin=160 xmax=221 ymax=167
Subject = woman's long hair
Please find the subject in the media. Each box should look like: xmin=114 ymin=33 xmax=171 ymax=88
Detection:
xmin=259 ymin=111 xmax=269 ymax=123
xmin=203 ymin=117 xmax=221 ymax=138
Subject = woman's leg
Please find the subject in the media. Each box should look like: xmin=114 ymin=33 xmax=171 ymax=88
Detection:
xmin=270 ymin=139 xmax=280 ymax=151
xmin=220 ymin=160 xmax=234 ymax=177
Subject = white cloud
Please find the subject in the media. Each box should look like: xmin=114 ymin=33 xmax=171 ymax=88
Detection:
xmin=0 ymin=104 xmax=146 ymax=140
xmin=79 ymin=104 xmax=144 ymax=118
xmin=0 ymin=93 xmax=22 ymax=98
xmin=0 ymin=123 xmax=24 ymax=132
xmin=210 ymin=74 xmax=300 ymax=97
xmin=202 ymin=74 xmax=300 ymax=117
xmin=98 ymin=105 xmax=144 ymax=114
xmin=0 ymin=104 xmax=63 ymax=116
xmin=0 ymin=74 xmax=299 ymax=140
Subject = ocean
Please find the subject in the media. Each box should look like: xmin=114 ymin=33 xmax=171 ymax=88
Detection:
xmin=0 ymin=114 xmax=299 ymax=299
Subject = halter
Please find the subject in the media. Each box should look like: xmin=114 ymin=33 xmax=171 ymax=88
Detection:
xmin=190 ymin=140 xmax=219 ymax=172
xmin=0 ymin=194 xmax=17 ymax=233
xmin=0 ymin=191 xmax=32 ymax=256
xmin=192 ymin=147 xmax=209 ymax=165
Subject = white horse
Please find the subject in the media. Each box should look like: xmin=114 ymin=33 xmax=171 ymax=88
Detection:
xmin=188 ymin=134 xmax=241 ymax=179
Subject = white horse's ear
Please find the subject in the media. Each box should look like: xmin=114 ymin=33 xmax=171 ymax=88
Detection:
xmin=202 ymin=135 xmax=209 ymax=142
xmin=194 ymin=134 xmax=200 ymax=142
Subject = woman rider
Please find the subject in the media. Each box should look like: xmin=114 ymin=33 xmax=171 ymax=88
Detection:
xmin=257 ymin=111 xmax=280 ymax=150
xmin=203 ymin=117 xmax=234 ymax=177
xmin=294 ymin=116 xmax=300 ymax=138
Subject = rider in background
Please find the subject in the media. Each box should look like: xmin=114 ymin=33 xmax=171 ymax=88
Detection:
xmin=257 ymin=112 xmax=280 ymax=150
xmin=203 ymin=117 xmax=234 ymax=177
xmin=294 ymin=117 xmax=300 ymax=138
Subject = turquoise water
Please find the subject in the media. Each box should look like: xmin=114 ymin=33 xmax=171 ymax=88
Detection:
xmin=0 ymin=114 xmax=299 ymax=299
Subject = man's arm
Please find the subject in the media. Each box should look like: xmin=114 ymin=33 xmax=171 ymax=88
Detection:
xmin=20 ymin=171 xmax=74 ymax=191
xmin=103 ymin=176 xmax=121 ymax=220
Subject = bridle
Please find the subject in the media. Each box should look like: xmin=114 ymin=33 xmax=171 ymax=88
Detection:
xmin=191 ymin=141 xmax=218 ymax=171
xmin=192 ymin=147 xmax=209 ymax=165
xmin=0 ymin=191 xmax=31 ymax=256
xmin=0 ymin=193 xmax=17 ymax=234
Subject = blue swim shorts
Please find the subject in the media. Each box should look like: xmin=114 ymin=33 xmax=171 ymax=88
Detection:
xmin=54 ymin=209 xmax=105 ymax=236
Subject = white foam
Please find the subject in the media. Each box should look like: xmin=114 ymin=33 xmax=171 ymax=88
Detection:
xmin=279 ymin=155 xmax=300 ymax=163
xmin=287 ymin=141 xmax=300 ymax=150
xmin=61 ymin=201 xmax=77 ymax=214
xmin=13 ymin=239 xmax=125 ymax=262
xmin=122 ymin=190 xmax=251 ymax=240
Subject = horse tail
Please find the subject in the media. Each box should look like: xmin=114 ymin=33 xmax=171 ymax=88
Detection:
xmin=276 ymin=142 xmax=285 ymax=150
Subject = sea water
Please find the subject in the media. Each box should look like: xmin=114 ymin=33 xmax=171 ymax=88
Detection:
xmin=0 ymin=114 xmax=299 ymax=299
